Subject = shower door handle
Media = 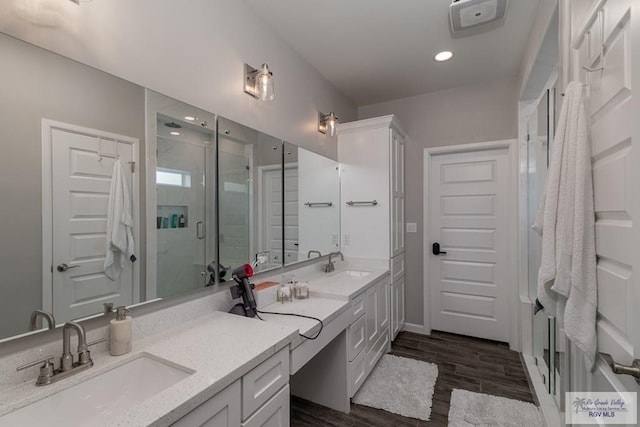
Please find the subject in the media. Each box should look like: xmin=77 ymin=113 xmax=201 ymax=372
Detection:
xmin=196 ymin=222 xmax=205 ymax=240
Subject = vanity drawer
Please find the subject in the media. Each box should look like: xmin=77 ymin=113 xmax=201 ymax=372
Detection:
xmin=242 ymin=347 xmax=289 ymax=420
xmin=348 ymin=314 xmax=366 ymax=362
xmin=172 ymin=379 xmax=241 ymax=427
xmin=350 ymin=292 xmax=366 ymax=322
xmin=242 ymin=384 xmax=290 ymax=427
xmin=390 ymin=253 xmax=405 ymax=282
xmin=366 ymin=326 xmax=389 ymax=375
xmin=349 ymin=347 xmax=368 ymax=398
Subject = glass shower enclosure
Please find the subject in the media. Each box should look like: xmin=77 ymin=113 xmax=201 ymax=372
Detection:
xmin=528 ymin=84 xmax=563 ymax=403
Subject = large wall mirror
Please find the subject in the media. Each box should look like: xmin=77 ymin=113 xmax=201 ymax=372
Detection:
xmin=217 ymin=117 xmax=283 ymax=274
xmin=0 ymin=31 xmax=341 ymax=343
xmin=0 ymin=33 xmax=146 ymax=342
xmin=286 ymin=143 xmax=341 ymax=262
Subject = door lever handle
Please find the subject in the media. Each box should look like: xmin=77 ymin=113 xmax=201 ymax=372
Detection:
xmin=432 ymin=242 xmax=447 ymax=256
xmin=57 ymin=263 xmax=80 ymax=272
xmin=600 ymin=353 xmax=640 ymax=385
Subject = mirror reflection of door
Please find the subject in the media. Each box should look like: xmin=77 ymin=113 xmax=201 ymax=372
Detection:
xmin=155 ymin=115 xmax=213 ymax=297
xmin=283 ymin=143 xmax=299 ymax=265
xmin=45 ymin=121 xmax=139 ymax=324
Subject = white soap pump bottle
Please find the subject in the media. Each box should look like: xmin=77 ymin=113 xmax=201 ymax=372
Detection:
xmin=109 ymin=306 xmax=132 ymax=356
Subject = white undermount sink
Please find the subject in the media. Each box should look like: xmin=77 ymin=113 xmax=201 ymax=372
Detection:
xmin=0 ymin=353 xmax=193 ymax=426
xmin=337 ymin=270 xmax=371 ymax=278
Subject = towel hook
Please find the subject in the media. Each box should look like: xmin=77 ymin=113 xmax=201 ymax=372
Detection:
xmin=582 ymin=9 xmax=605 ymax=73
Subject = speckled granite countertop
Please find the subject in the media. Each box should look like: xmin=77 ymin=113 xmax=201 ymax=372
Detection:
xmin=259 ymin=297 xmax=350 ymax=349
xmin=0 ymin=311 xmax=298 ymax=426
xmin=306 ymin=266 xmax=389 ymax=301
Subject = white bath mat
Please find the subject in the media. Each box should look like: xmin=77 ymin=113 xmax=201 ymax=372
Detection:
xmin=352 ymin=354 xmax=438 ymax=421
xmin=448 ymin=389 xmax=544 ymax=427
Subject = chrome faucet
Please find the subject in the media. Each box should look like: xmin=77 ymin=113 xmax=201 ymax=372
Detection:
xmin=17 ymin=321 xmax=99 ymax=386
xmin=28 ymin=310 xmax=56 ymax=331
xmin=322 ymin=251 xmax=344 ymax=273
xmin=61 ymin=321 xmax=91 ymax=371
xmin=307 ymin=250 xmax=322 ymax=259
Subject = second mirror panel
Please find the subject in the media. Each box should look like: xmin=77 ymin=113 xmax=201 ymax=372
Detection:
xmin=217 ymin=118 xmax=283 ymax=274
xmin=284 ymin=142 xmax=340 ymax=264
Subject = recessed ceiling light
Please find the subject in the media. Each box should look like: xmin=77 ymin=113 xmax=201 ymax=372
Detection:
xmin=434 ymin=51 xmax=454 ymax=62
xmin=184 ymin=116 xmax=195 ymax=121
xmin=170 ymin=131 xmax=181 ymax=136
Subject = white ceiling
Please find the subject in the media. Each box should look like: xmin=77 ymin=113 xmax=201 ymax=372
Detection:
xmin=245 ymin=0 xmax=542 ymax=106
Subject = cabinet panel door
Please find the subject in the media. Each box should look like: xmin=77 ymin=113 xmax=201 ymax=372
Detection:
xmin=172 ymin=380 xmax=241 ymax=427
xmin=242 ymin=385 xmax=290 ymax=427
xmin=390 ymin=128 xmax=405 ymax=256
xmin=377 ymin=279 xmax=390 ymax=333
xmin=391 ymin=277 xmax=406 ymax=341
xmin=366 ymin=284 xmax=379 ymax=348
xmin=349 ymin=348 xmax=367 ymax=398
xmin=348 ymin=313 xmax=367 ymax=361
xmin=242 ymin=348 xmax=289 ymax=420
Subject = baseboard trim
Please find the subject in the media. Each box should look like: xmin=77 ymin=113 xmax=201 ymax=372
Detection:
xmin=522 ymin=354 xmax=562 ymax=427
xmin=401 ymin=322 xmax=429 ymax=335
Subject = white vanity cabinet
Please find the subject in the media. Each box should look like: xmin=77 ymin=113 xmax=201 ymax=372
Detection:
xmin=348 ymin=274 xmax=390 ymax=397
xmin=172 ymin=380 xmax=241 ymax=427
xmin=173 ymin=348 xmax=290 ymax=427
xmin=339 ymin=115 xmax=406 ymax=342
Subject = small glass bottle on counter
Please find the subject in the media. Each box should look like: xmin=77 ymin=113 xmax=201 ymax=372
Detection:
xmin=277 ymin=284 xmax=292 ymax=303
xmin=293 ymin=281 xmax=309 ymax=299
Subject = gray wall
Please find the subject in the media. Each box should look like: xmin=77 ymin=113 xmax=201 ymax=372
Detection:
xmin=0 ymin=0 xmax=358 ymax=160
xmin=0 ymin=34 xmax=145 ymax=339
xmin=358 ymin=78 xmax=518 ymax=326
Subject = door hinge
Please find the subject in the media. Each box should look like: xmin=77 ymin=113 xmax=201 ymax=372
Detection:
xmin=130 ymin=161 xmax=135 ymax=173
xmin=527 ymin=134 xmax=530 ymax=142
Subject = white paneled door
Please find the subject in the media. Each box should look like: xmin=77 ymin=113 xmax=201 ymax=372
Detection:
xmin=428 ymin=148 xmax=509 ymax=342
xmin=568 ymin=0 xmax=640 ymax=407
xmin=46 ymin=123 xmax=137 ymax=323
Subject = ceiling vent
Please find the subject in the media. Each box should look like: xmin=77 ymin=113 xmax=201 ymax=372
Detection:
xmin=450 ymin=0 xmax=508 ymax=34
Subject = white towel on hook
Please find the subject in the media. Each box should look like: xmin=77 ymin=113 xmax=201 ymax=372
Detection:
xmin=104 ymin=159 xmax=135 ymax=281
xmin=533 ymin=81 xmax=597 ymax=370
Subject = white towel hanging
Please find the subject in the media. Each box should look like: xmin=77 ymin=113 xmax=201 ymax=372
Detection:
xmin=533 ymin=81 xmax=598 ymax=370
xmin=104 ymin=159 xmax=135 ymax=280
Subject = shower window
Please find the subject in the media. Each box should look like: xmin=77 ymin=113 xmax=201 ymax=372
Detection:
xmin=156 ymin=167 xmax=192 ymax=188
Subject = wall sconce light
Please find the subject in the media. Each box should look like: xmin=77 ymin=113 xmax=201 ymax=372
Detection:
xmin=318 ymin=112 xmax=339 ymax=136
xmin=244 ymin=63 xmax=274 ymax=101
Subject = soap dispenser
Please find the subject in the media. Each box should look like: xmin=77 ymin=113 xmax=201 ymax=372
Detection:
xmin=109 ymin=306 xmax=132 ymax=356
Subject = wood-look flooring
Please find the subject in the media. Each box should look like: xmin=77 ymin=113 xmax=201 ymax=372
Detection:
xmin=291 ymin=330 xmax=536 ymax=426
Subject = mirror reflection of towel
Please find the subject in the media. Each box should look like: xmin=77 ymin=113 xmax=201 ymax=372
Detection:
xmin=104 ymin=159 xmax=135 ymax=280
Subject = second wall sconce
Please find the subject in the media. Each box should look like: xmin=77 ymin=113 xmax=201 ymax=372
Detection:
xmin=318 ymin=112 xmax=339 ymax=136
xmin=244 ymin=63 xmax=274 ymax=101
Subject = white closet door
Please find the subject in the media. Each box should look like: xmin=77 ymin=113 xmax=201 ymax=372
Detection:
xmin=51 ymin=128 xmax=134 ymax=322
xmin=428 ymin=147 xmax=509 ymax=342
xmin=567 ymin=0 xmax=640 ymax=411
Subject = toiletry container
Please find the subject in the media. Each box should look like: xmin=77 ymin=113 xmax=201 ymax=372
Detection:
xmin=109 ymin=306 xmax=132 ymax=356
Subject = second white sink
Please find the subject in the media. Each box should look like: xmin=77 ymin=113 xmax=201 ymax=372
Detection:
xmin=0 ymin=353 xmax=193 ymax=426
xmin=339 ymin=270 xmax=371 ymax=278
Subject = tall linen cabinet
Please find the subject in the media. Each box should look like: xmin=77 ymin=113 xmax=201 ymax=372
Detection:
xmin=338 ymin=115 xmax=406 ymax=340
